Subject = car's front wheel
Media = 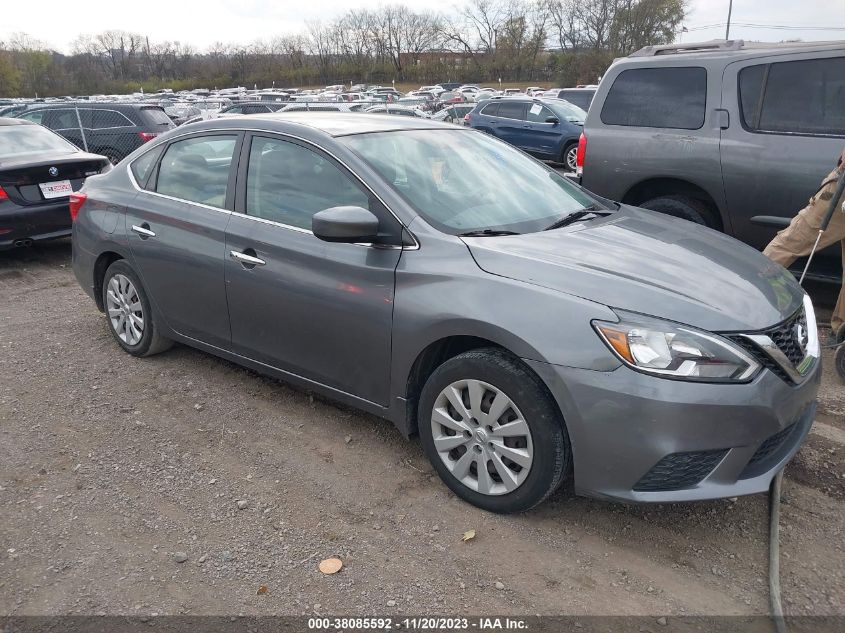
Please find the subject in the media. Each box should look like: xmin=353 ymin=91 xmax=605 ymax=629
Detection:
xmin=102 ymin=260 xmax=172 ymax=357
xmin=418 ymin=348 xmax=570 ymax=513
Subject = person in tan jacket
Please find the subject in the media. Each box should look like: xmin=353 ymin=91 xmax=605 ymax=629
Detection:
xmin=764 ymin=148 xmax=845 ymax=342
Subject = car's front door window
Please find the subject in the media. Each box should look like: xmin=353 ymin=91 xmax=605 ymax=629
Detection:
xmin=245 ymin=136 xmax=370 ymax=230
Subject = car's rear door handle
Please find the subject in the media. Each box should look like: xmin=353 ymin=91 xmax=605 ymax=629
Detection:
xmin=230 ymin=250 xmax=266 ymax=266
xmin=131 ymin=224 xmax=155 ymax=238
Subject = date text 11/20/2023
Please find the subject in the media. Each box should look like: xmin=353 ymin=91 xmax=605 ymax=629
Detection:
xmin=308 ymin=617 xmax=529 ymax=630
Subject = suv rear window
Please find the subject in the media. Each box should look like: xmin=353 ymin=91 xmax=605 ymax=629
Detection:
xmin=739 ymin=56 xmax=845 ymax=136
xmin=140 ymin=107 xmax=173 ymax=126
xmin=601 ymin=67 xmax=707 ymax=130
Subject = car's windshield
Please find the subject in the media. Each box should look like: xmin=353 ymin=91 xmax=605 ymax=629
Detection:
xmin=341 ymin=129 xmax=599 ymax=234
xmin=0 ymin=125 xmax=78 ymax=157
xmin=547 ymin=99 xmax=587 ymax=123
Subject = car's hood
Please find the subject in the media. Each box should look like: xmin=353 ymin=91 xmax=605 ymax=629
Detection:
xmin=463 ymin=206 xmax=804 ymax=332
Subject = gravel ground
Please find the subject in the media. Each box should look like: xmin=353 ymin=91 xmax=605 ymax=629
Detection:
xmin=0 ymin=239 xmax=843 ymax=618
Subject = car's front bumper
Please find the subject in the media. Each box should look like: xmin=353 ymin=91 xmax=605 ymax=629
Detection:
xmin=526 ymin=357 xmax=821 ymax=503
xmin=0 ymin=200 xmax=71 ymax=250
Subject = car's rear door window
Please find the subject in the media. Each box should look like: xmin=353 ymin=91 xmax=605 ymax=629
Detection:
xmin=92 ymin=109 xmax=133 ymax=129
xmin=155 ymin=135 xmax=237 ymax=208
xmin=497 ymin=101 xmax=527 ymax=120
xmin=601 ymin=67 xmax=707 ymax=130
xmin=739 ymin=56 xmax=845 ymax=136
xmin=480 ymin=103 xmax=500 ymax=117
xmin=130 ymin=145 xmax=165 ymax=189
xmin=244 ymin=136 xmax=369 ymax=231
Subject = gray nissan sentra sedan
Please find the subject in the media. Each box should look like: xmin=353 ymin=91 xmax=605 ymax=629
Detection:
xmin=71 ymin=113 xmax=821 ymax=513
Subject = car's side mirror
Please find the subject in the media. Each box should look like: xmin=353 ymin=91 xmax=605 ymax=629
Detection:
xmin=312 ymin=206 xmax=380 ymax=243
xmin=545 ymin=116 xmax=560 ymax=125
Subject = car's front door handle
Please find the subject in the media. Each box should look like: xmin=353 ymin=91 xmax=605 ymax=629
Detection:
xmin=230 ymin=250 xmax=266 ymax=267
xmin=131 ymin=224 xmax=155 ymax=238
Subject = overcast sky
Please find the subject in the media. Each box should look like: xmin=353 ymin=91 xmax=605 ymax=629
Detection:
xmin=1 ymin=0 xmax=842 ymax=52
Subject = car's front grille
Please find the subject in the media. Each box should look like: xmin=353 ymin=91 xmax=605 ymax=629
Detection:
xmin=727 ymin=307 xmax=808 ymax=383
xmin=731 ymin=338 xmax=791 ymax=382
xmin=633 ymin=449 xmax=728 ymax=492
xmin=740 ymin=424 xmax=798 ymax=479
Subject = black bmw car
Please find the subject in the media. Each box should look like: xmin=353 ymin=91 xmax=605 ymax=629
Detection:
xmin=0 ymin=118 xmax=110 ymax=250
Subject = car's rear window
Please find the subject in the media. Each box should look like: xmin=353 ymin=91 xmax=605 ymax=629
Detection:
xmin=739 ymin=56 xmax=845 ymax=136
xmin=0 ymin=125 xmax=77 ymax=157
xmin=601 ymin=67 xmax=707 ymax=130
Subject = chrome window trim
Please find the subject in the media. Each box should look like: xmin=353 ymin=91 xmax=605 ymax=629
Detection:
xmin=126 ymin=126 xmax=419 ymax=250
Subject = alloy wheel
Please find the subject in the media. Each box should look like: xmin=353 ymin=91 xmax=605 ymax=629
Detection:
xmin=565 ymin=146 xmax=578 ymax=172
xmin=430 ymin=379 xmax=533 ymax=496
xmin=106 ymin=274 xmax=144 ymax=346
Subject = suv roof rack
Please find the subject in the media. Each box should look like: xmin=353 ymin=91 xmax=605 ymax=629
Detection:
xmin=630 ymin=39 xmax=745 ymax=57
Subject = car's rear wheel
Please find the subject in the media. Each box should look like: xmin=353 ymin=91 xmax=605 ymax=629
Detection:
xmin=639 ymin=195 xmax=718 ymax=228
xmin=562 ymin=142 xmax=578 ymax=172
xmin=102 ymin=260 xmax=172 ymax=357
xmin=418 ymin=348 xmax=570 ymax=513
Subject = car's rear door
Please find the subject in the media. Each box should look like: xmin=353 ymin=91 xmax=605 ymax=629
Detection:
xmin=720 ymin=51 xmax=845 ymax=277
xmin=493 ymin=101 xmax=529 ymax=149
xmin=125 ymin=132 xmax=242 ymax=348
xmin=224 ymin=133 xmax=403 ymax=406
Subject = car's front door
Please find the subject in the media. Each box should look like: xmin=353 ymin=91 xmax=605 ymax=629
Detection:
xmin=41 ymin=108 xmax=90 ymax=151
xmin=125 ymin=132 xmax=241 ymax=348
xmin=224 ymin=134 xmax=404 ymax=406
xmin=522 ymin=104 xmax=561 ymax=158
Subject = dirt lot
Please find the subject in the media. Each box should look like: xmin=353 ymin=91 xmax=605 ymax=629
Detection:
xmin=1 ymin=239 xmax=843 ymax=619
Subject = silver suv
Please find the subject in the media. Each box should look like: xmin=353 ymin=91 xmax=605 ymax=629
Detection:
xmin=578 ymin=40 xmax=845 ymax=281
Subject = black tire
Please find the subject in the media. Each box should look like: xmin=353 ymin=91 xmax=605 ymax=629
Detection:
xmin=418 ymin=348 xmax=570 ymax=513
xmin=561 ymin=142 xmax=578 ymax=172
xmin=835 ymin=344 xmax=845 ymax=381
xmin=639 ymin=195 xmax=718 ymax=228
xmin=101 ymin=260 xmax=172 ymax=357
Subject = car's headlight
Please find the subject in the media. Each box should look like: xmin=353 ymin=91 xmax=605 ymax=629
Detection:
xmin=593 ymin=312 xmax=761 ymax=383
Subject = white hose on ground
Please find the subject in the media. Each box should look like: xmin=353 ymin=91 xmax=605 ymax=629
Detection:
xmin=769 ymin=470 xmax=788 ymax=633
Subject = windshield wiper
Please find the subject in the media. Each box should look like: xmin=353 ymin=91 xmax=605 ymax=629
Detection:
xmin=458 ymin=229 xmax=521 ymax=237
xmin=543 ymin=205 xmax=604 ymax=231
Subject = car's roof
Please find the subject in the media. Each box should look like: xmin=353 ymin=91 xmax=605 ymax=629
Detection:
xmin=0 ymin=116 xmax=35 ymax=126
xmin=21 ymin=101 xmax=163 ymax=111
xmin=184 ymin=112 xmax=457 ymax=137
xmin=622 ymin=39 xmax=844 ymax=63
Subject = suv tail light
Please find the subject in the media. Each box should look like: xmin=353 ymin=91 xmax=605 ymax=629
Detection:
xmin=138 ymin=132 xmax=159 ymax=143
xmin=464 ymin=113 xmax=471 ymax=124
xmin=0 ymin=186 xmax=8 ymax=201
xmin=69 ymin=192 xmax=87 ymax=222
xmin=576 ymin=132 xmax=587 ymax=171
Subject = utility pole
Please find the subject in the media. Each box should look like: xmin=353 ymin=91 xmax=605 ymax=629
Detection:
xmin=726 ymin=0 xmax=733 ymax=40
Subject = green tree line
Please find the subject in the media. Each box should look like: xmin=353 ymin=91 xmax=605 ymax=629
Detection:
xmin=0 ymin=0 xmax=686 ymax=97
